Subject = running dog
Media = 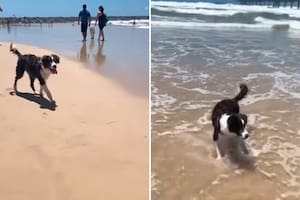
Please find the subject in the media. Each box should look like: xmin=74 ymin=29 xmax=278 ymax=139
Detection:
xmin=10 ymin=43 xmax=60 ymax=104
xmin=211 ymin=84 xmax=249 ymax=159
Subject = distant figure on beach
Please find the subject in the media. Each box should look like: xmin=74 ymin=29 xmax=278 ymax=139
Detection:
xmin=7 ymin=19 xmax=11 ymax=34
xmin=133 ymin=17 xmax=136 ymax=26
xmin=78 ymin=4 xmax=91 ymax=42
xmin=95 ymin=6 xmax=108 ymax=41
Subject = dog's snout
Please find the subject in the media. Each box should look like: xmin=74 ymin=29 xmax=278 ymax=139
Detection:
xmin=241 ymin=129 xmax=249 ymax=139
xmin=53 ymin=65 xmax=57 ymax=69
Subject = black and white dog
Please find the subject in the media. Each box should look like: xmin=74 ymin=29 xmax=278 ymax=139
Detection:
xmin=211 ymin=84 xmax=249 ymax=159
xmin=10 ymin=43 xmax=60 ymax=104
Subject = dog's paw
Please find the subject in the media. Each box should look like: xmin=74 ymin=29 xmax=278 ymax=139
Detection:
xmin=216 ymin=155 xmax=223 ymax=161
xmin=50 ymin=100 xmax=57 ymax=106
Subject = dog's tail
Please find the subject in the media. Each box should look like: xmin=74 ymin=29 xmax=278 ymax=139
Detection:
xmin=10 ymin=43 xmax=22 ymax=57
xmin=233 ymin=84 xmax=248 ymax=102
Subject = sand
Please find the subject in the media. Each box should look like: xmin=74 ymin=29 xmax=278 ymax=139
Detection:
xmin=0 ymin=42 xmax=148 ymax=199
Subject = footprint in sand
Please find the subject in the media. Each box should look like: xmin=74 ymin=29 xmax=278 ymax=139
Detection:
xmin=42 ymin=112 xmax=48 ymax=118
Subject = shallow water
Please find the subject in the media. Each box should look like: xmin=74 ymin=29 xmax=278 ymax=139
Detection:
xmin=0 ymin=23 xmax=149 ymax=97
xmin=151 ymin=19 xmax=300 ymax=200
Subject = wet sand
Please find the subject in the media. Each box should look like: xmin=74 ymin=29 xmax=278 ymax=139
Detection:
xmin=0 ymin=42 xmax=148 ymax=199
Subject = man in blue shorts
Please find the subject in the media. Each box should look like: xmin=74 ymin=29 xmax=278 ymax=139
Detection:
xmin=78 ymin=4 xmax=91 ymax=42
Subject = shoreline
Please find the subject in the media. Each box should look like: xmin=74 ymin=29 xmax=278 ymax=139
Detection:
xmin=0 ymin=16 xmax=149 ymax=25
xmin=0 ymin=42 xmax=148 ymax=199
xmin=0 ymin=24 xmax=149 ymax=97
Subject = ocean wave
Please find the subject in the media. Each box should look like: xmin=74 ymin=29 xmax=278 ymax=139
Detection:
xmin=152 ymin=20 xmax=292 ymax=29
xmin=73 ymin=19 xmax=149 ymax=29
xmin=243 ymin=71 xmax=300 ymax=100
xmin=152 ymin=1 xmax=300 ymax=18
xmin=152 ymin=1 xmax=300 ymax=30
xmin=152 ymin=19 xmax=300 ymax=30
xmin=109 ymin=19 xmax=149 ymax=28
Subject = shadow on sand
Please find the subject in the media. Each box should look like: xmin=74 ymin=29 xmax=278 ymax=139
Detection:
xmin=10 ymin=91 xmax=57 ymax=111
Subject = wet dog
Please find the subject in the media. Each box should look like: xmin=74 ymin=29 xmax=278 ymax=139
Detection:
xmin=10 ymin=43 xmax=60 ymax=104
xmin=211 ymin=84 xmax=249 ymax=159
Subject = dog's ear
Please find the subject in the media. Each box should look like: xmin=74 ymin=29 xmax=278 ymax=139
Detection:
xmin=42 ymin=55 xmax=51 ymax=66
xmin=51 ymin=54 xmax=60 ymax=64
xmin=239 ymin=114 xmax=248 ymax=126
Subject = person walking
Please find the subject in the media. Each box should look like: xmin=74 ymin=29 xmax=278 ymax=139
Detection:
xmin=95 ymin=6 xmax=108 ymax=41
xmin=78 ymin=4 xmax=91 ymax=42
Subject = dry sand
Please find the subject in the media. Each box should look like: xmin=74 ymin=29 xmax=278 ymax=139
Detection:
xmin=0 ymin=42 xmax=148 ymax=199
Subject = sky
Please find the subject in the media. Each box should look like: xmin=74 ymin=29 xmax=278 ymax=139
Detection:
xmin=0 ymin=0 xmax=149 ymax=17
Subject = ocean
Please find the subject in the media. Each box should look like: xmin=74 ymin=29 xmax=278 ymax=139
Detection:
xmin=151 ymin=1 xmax=300 ymax=200
xmin=0 ymin=20 xmax=149 ymax=97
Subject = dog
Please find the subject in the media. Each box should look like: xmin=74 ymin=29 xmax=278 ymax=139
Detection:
xmin=90 ymin=26 xmax=95 ymax=39
xmin=10 ymin=43 xmax=60 ymax=104
xmin=211 ymin=84 xmax=249 ymax=159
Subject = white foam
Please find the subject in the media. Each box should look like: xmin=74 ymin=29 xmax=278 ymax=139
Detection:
xmin=152 ymin=2 xmax=300 ymax=30
xmin=152 ymin=1 xmax=300 ymax=18
xmin=157 ymin=123 xmax=201 ymax=136
xmin=152 ymin=20 xmax=278 ymax=29
xmin=197 ymin=112 xmax=211 ymax=126
xmin=242 ymin=71 xmax=300 ymax=101
xmin=250 ymin=133 xmax=300 ymax=191
xmin=152 ymin=92 xmax=177 ymax=108
xmin=151 ymin=173 xmax=161 ymax=193
xmin=109 ymin=19 xmax=149 ymax=29
xmin=176 ymin=85 xmax=222 ymax=96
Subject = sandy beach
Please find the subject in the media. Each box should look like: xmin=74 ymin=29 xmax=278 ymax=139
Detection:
xmin=0 ymin=42 xmax=148 ymax=199
xmin=0 ymin=23 xmax=149 ymax=97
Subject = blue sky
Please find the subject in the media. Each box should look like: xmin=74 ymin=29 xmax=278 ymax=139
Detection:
xmin=0 ymin=0 xmax=149 ymax=17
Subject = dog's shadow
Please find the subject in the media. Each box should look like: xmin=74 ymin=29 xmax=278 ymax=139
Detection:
xmin=10 ymin=91 xmax=57 ymax=111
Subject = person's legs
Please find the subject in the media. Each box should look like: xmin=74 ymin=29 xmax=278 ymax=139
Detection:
xmin=83 ymin=32 xmax=87 ymax=41
xmin=100 ymin=30 xmax=104 ymax=41
xmin=100 ymin=25 xmax=104 ymax=41
xmin=98 ymin=24 xmax=105 ymax=41
xmin=81 ymin=24 xmax=84 ymax=40
xmin=97 ymin=31 xmax=101 ymax=41
xmin=81 ymin=23 xmax=88 ymax=41
xmin=98 ymin=25 xmax=101 ymax=41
